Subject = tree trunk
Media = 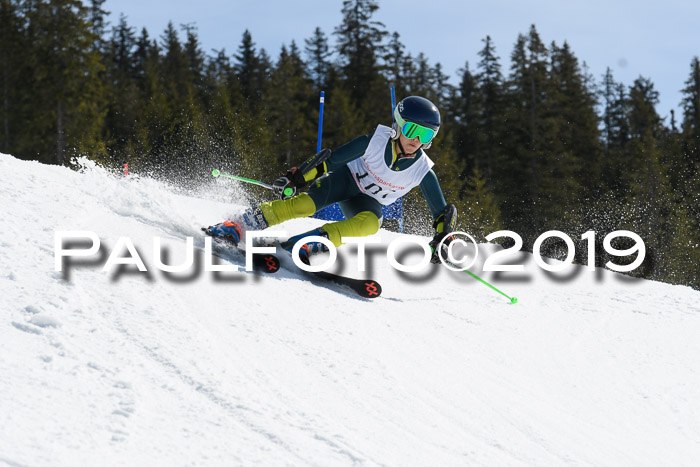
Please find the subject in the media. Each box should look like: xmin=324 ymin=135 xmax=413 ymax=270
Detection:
xmin=2 ymin=51 xmax=8 ymax=153
xmin=55 ymin=4 xmax=64 ymax=165
xmin=57 ymin=100 xmax=64 ymax=165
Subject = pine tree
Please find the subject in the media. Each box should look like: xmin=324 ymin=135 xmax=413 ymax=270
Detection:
xmin=664 ymin=202 xmax=700 ymax=288
xmin=500 ymin=28 xmax=550 ymax=240
xmin=257 ymin=48 xmax=272 ymax=96
xmin=133 ymin=27 xmax=158 ymax=88
xmin=233 ymin=29 xmax=259 ymax=102
xmin=108 ymin=15 xmax=136 ymax=81
xmin=460 ymin=163 xmax=503 ymax=240
xmin=230 ymin=32 xmax=274 ymax=180
xmin=86 ymin=0 xmax=107 ymax=51
xmin=473 ymin=36 xmax=505 ymax=181
xmin=429 ymin=129 xmax=464 ymax=203
xmin=600 ymin=69 xmax=631 ymax=194
xmin=663 ymin=59 xmax=700 ymax=289
xmin=454 ymin=61 xmax=478 ymax=170
xmin=333 ymin=0 xmax=388 ymax=125
xmin=158 ymin=21 xmax=204 ymax=170
xmin=600 ymin=68 xmax=630 ymax=150
xmin=411 ymin=53 xmax=433 ymax=97
xmin=23 ymin=0 xmax=107 ymax=165
xmin=182 ymin=23 xmax=205 ymax=97
xmin=128 ymin=27 xmax=163 ymax=165
xmin=0 ymin=0 xmax=24 ymax=154
xmin=547 ymin=41 xmax=600 ymax=200
xmin=399 ymin=52 xmax=416 ymax=93
xmin=681 ymin=57 xmax=700 ymax=145
xmin=523 ymin=27 xmax=551 ymax=226
xmin=103 ymin=14 xmax=139 ymax=161
xmin=431 ymin=62 xmax=452 ymax=109
xmin=621 ymin=77 xmax=675 ymax=280
xmin=628 ymin=77 xmax=662 ymax=139
xmin=680 ymin=57 xmax=700 ymax=195
xmin=322 ymin=69 xmax=365 ymax=149
xmin=385 ymin=31 xmax=405 ymax=90
xmin=304 ymin=27 xmax=331 ymax=90
xmin=160 ymin=22 xmax=189 ymax=100
xmin=263 ymin=43 xmax=314 ymax=168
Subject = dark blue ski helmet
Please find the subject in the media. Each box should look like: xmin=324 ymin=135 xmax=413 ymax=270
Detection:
xmin=392 ymin=96 xmax=441 ymax=149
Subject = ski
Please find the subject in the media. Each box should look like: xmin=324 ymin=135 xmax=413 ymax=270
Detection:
xmin=201 ymin=227 xmax=280 ymax=274
xmin=202 ymin=228 xmax=382 ymax=297
xmin=309 ymin=270 xmax=382 ymax=299
xmin=272 ymin=243 xmax=382 ymax=299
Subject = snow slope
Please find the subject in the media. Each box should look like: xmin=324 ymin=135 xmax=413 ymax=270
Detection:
xmin=1 ymin=152 xmax=700 ymax=466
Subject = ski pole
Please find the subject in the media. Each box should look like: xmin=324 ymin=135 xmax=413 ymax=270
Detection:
xmin=211 ymin=169 xmax=279 ymax=192
xmin=433 ymin=247 xmax=518 ymax=304
xmin=460 ymin=268 xmax=518 ymax=304
xmin=317 ymin=91 xmax=324 ymax=153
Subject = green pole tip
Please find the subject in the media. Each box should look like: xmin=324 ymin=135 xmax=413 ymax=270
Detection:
xmin=212 ymin=169 xmax=220 ymax=177
xmin=284 ymin=187 xmax=294 ymax=196
xmin=510 ymin=297 xmax=518 ymax=304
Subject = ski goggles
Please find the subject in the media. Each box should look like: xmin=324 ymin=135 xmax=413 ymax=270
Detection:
xmin=400 ymin=122 xmax=437 ymax=144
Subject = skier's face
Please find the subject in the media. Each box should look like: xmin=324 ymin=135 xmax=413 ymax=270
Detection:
xmin=399 ymin=133 xmax=422 ymax=154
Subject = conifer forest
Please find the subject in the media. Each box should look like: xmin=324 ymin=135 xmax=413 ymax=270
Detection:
xmin=1 ymin=0 xmax=698 ymax=289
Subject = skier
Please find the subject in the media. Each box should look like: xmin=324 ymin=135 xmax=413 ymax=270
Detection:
xmin=206 ymin=95 xmax=457 ymax=263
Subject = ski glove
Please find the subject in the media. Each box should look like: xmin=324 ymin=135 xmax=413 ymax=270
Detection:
xmin=430 ymin=204 xmax=458 ymax=264
xmin=272 ymin=167 xmax=306 ymax=200
xmin=272 ymin=149 xmax=332 ymax=200
xmin=429 ymin=232 xmax=454 ymax=264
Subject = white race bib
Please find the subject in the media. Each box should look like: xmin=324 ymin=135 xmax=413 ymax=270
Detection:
xmin=347 ymin=125 xmax=433 ymax=205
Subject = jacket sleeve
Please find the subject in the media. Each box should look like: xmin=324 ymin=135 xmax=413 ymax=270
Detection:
xmin=325 ymin=134 xmax=372 ymax=172
xmin=302 ymin=134 xmax=372 ymax=182
xmin=419 ymin=169 xmax=448 ymax=221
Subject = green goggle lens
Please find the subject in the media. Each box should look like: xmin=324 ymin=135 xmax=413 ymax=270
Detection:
xmin=401 ymin=122 xmax=436 ymax=144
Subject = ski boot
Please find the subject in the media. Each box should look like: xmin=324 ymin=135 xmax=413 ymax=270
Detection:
xmin=204 ymin=207 xmax=270 ymax=246
xmin=203 ymin=220 xmax=243 ymax=246
xmin=281 ymin=228 xmax=330 ymax=265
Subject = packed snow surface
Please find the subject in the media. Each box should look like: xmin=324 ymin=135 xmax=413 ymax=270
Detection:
xmin=1 ymin=153 xmax=699 ymax=466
